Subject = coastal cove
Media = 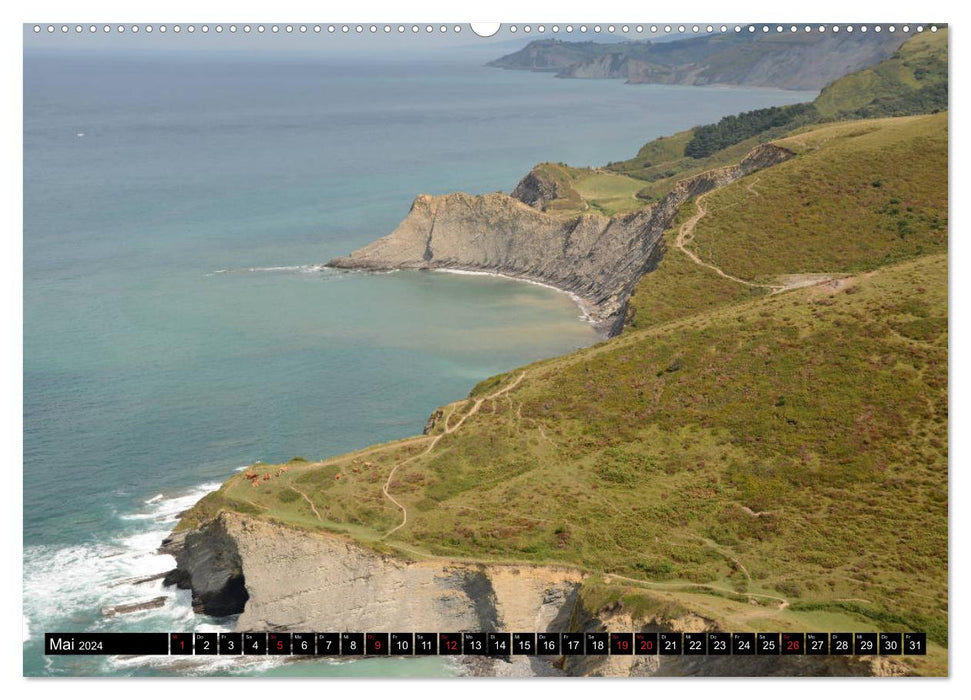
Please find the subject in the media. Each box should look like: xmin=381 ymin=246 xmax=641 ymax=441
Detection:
xmin=23 ymin=48 xmax=817 ymax=676
xmin=434 ymin=269 xmax=598 ymax=327
xmin=328 ymin=143 xmax=796 ymax=334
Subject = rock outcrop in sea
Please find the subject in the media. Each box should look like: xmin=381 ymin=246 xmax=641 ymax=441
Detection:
xmin=327 ymin=143 xmax=795 ymax=335
xmin=160 ymin=518 xmax=249 ymax=617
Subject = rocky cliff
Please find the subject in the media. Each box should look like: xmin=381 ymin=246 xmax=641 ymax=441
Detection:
xmin=164 ymin=513 xmax=582 ymax=633
xmin=163 ymin=512 xmax=585 ymax=675
xmin=162 ymin=512 xmax=902 ymax=676
xmin=327 ymin=143 xmax=795 ymax=335
xmin=509 ymin=166 xmax=578 ymax=211
xmin=563 ymin=586 xmax=910 ymax=677
xmin=160 ymin=518 xmax=248 ymax=617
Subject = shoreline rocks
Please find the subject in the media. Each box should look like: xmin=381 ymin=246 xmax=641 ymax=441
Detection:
xmin=108 ymin=571 xmax=169 ymax=588
xmin=102 ymin=596 xmax=167 ymax=618
xmin=161 ymin=516 xmax=249 ymax=617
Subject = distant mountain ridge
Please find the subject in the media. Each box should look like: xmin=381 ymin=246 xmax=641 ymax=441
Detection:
xmin=488 ymin=32 xmax=910 ymax=90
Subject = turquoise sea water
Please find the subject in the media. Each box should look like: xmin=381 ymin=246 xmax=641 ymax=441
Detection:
xmin=23 ymin=45 xmax=816 ymax=676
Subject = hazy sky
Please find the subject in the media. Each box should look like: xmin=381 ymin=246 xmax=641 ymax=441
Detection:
xmin=22 ymin=22 xmax=685 ymax=56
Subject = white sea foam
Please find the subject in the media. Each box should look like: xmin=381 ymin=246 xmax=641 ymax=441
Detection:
xmin=433 ymin=268 xmax=597 ymax=325
xmin=145 ymin=482 xmax=223 ymax=524
xmin=23 ymin=481 xmax=226 ymax=648
xmin=209 ymin=264 xmax=332 ymax=276
xmin=24 ymin=476 xmax=420 ymax=676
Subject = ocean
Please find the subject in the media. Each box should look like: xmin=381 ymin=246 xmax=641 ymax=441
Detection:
xmin=22 ymin=44 xmax=816 ymax=676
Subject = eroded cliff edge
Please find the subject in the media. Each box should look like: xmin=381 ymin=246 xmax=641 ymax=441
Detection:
xmin=162 ymin=512 xmax=904 ymax=677
xmin=164 ymin=513 xmax=582 ymax=633
xmin=327 ymin=143 xmax=795 ymax=335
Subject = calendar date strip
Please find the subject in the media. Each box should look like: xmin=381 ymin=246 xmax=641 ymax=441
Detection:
xmin=45 ymin=631 xmax=927 ymax=656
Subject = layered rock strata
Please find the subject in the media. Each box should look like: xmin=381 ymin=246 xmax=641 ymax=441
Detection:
xmin=328 ymin=144 xmax=795 ymax=335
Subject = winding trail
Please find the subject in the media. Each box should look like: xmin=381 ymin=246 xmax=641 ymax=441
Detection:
xmin=516 ymin=401 xmax=556 ymax=448
xmin=676 ymin=185 xmax=847 ymax=296
xmin=290 ymin=486 xmax=323 ymax=521
xmin=685 ymin=533 xmax=752 ymax=583
xmin=381 ymin=371 xmax=527 ymax=539
xmin=675 ymin=192 xmax=786 ymax=292
xmin=606 ymin=573 xmax=790 ymax=611
xmin=243 ymin=498 xmax=269 ymax=512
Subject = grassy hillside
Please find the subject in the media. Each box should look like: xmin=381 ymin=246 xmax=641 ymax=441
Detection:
xmin=626 ymin=113 xmax=947 ymax=329
xmin=692 ymin=115 xmax=946 ymax=280
xmin=190 ymin=252 xmax=947 ymax=654
xmin=518 ymin=33 xmax=946 ymax=218
xmin=607 ymin=30 xmax=946 ymax=198
xmin=814 ymin=29 xmax=947 ymax=118
xmin=606 ymin=129 xmax=764 ymax=201
xmin=186 ymin=109 xmax=948 ymax=652
xmin=520 ymin=162 xmax=653 ymax=215
xmin=604 ymin=109 xmax=816 ymax=200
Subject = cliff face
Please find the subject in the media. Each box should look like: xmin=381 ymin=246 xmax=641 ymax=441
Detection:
xmin=328 ymin=144 xmax=795 ymax=335
xmin=563 ymin=594 xmax=909 ymax=678
xmin=509 ymin=167 xmax=577 ymax=211
xmin=167 ymin=513 xmax=582 ymax=636
xmin=560 ymin=53 xmax=632 ymax=79
xmin=329 ymin=191 xmax=647 ymax=334
xmin=164 ymin=512 xmax=900 ymax=677
xmin=160 ymin=519 xmax=249 ymax=617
